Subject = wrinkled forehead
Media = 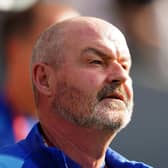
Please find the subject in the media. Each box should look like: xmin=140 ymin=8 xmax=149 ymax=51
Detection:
xmin=63 ymin=18 xmax=130 ymax=59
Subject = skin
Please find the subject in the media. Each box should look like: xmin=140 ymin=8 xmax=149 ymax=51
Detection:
xmin=5 ymin=2 xmax=79 ymax=116
xmin=32 ymin=17 xmax=133 ymax=168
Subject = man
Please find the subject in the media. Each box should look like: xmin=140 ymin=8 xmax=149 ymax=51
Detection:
xmin=0 ymin=17 xmax=152 ymax=168
xmin=0 ymin=1 xmax=79 ymax=146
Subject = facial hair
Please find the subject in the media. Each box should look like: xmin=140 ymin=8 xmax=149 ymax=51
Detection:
xmin=51 ymin=80 xmax=133 ymax=132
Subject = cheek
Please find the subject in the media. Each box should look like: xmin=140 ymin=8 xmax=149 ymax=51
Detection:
xmin=124 ymin=78 xmax=133 ymax=101
xmin=68 ymin=69 xmax=105 ymax=93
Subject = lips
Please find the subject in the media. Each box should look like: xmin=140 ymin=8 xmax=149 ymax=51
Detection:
xmin=102 ymin=92 xmax=125 ymax=102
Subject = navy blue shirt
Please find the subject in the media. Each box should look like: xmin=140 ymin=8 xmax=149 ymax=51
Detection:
xmin=0 ymin=123 xmax=153 ymax=168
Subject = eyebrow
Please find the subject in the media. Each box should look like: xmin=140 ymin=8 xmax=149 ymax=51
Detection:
xmin=81 ymin=47 xmax=131 ymax=64
xmin=81 ymin=47 xmax=110 ymax=60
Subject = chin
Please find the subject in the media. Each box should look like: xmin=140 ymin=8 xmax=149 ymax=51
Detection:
xmin=92 ymin=106 xmax=132 ymax=132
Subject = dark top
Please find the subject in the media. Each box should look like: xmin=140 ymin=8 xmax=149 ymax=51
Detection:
xmin=0 ymin=123 xmax=153 ymax=168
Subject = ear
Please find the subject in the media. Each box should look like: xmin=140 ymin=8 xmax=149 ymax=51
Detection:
xmin=32 ymin=63 xmax=54 ymax=96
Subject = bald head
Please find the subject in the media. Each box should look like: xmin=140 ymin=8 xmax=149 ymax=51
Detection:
xmin=32 ymin=16 xmax=131 ymax=107
xmin=32 ymin=16 xmax=127 ymax=66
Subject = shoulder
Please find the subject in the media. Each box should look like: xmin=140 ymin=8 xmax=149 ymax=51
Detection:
xmin=106 ymin=148 xmax=154 ymax=168
xmin=0 ymin=123 xmax=58 ymax=168
xmin=0 ymin=142 xmax=28 ymax=168
xmin=0 ymin=124 xmax=40 ymax=168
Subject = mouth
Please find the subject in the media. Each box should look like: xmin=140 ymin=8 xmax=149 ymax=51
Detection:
xmin=102 ymin=92 xmax=125 ymax=102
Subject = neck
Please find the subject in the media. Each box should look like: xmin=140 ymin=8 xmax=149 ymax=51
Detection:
xmin=40 ymin=112 xmax=116 ymax=168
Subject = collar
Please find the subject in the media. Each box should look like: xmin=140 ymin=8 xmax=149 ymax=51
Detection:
xmin=24 ymin=123 xmax=81 ymax=168
xmin=23 ymin=123 xmax=152 ymax=168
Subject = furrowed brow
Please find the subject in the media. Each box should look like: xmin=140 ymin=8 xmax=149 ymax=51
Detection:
xmin=81 ymin=47 xmax=110 ymax=60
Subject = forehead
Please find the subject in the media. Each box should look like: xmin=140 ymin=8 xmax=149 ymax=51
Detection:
xmin=64 ymin=19 xmax=131 ymax=60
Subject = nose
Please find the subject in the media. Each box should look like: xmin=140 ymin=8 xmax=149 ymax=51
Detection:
xmin=105 ymin=62 xmax=129 ymax=85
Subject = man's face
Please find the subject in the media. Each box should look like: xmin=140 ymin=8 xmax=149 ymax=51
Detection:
xmin=51 ymin=19 xmax=133 ymax=131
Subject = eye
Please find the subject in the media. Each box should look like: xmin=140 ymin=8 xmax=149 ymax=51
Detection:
xmin=89 ymin=60 xmax=103 ymax=65
xmin=121 ymin=63 xmax=130 ymax=72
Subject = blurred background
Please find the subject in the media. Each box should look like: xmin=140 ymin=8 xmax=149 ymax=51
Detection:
xmin=0 ymin=0 xmax=168 ymax=167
